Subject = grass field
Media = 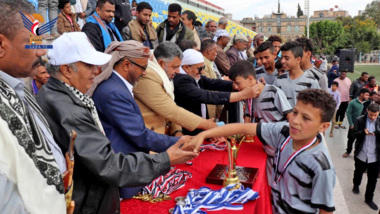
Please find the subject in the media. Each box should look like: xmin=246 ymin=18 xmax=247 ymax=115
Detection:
xmin=346 ymin=64 xmax=380 ymax=82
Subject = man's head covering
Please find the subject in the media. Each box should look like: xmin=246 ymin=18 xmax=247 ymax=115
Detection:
xmin=87 ymin=41 xmax=151 ymax=96
xmin=225 ymin=34 xmax=248 ymax=50
xmin=180 ymin=49 xmax=204 ymax=74
xmin=48 ymin=32 xmax=111 ymax=66
xmin=253 ymin=33 xmax=264 ymax=48
xmin=213 ymin=29 xmax=230 ymax=42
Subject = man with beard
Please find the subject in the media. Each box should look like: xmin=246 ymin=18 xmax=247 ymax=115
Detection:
xmin=122 ymin=2 xmax=158 ymax=49
xmin=82 ymin=0 xmax=124 ymax=52
xmin=156 ymin=3 xmax=194 ymax=44
xmin=225 ymin=34 xmax=248 ymax=66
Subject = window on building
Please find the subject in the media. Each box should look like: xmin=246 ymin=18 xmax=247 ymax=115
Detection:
xmin=295 ymin=25 xmax=299 ymax=32
xmin=319 ymin=13 xmax=324 ymax=17
xmin=258 ymin=26 xmax=263 ymax=32
xmin=267 ymin=26 xmax=272 ymax=32
xmin=287 ymin=25 xmax=291 ymax=32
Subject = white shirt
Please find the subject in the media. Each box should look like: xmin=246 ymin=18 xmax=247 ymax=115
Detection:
xmin=113 ymin=70 xmax=134 ymax=97
xmin=0 ymin=70 xmax=67 ymax=173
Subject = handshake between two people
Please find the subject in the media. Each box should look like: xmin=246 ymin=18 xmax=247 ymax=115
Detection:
xmin=166 ymin=135 xmax=225 ymax=165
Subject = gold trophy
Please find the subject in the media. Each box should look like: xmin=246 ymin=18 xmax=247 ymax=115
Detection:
xmin=223 ymin=135 xmax=245 ymax=188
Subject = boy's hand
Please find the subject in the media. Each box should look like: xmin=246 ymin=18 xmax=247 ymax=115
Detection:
xmin=180 ymin=133 xmax=206 ymax=153
xmin=167 ymin=139 xmax=198 ymax=165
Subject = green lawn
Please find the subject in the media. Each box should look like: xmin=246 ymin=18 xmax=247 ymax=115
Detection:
xmin=346 ymin=65 xmax=380 ymax=82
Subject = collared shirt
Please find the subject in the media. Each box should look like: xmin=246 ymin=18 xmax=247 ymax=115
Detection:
xmin=358 ymin=117 xmax=377 ymax=163
xmin=0 ymin=70 xmax=67 ymax=173
xmin=113 ymin=70 xmax=134 ymax=97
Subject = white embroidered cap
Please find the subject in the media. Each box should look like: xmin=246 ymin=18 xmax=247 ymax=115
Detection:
xmin=48 ymin=32 xmax=111 ymax=66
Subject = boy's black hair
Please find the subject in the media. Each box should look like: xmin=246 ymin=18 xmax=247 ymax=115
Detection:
xmin=267 ymin=35 xmax=282 ymax=43
xmin=97 ymin=0 xmax=115 ymax=8
xmin=194 ymin=20 xmax=203 ymax=27
xmin=177 ymin=39 xmax=197 ymax=52
xmin=341 ymin=69 xmax=348 ymax=73
xmin=275 ymin=59 xmax=283 ymax=70
xmin=253 ymin=49 xmax=259 ymax=55
xmin=228 ymin=60 xmax=256 ymax=81
xmin=200 ymin=39 xmax=216 ymax=53
xmin=295 ymin=37 xmax=314 ymax=54
xmin=257 ymin=41 xmax=275 ymax=54
xmin=368 ymin=76 xmax=376 ymax=82
xmin=297 ymin=89 xmax=336 ymax=122
xmin=280 ymin=41 xmax=303 ymax=59
xmin=58 ymin=0 xmax=70 ymax=9
xmin=182 ymin=10 xmax=197 ymax=25
xmin=359 ymin=88 xmax=370 ymax=95
xmin=368 ymin=103 xmax=380 ymax=112
xmin=331 ymin=81 xmax=339 ymax=87
xmin=137 ymin=2 xmax=153 ymax=12
xmin=361 ymin=72 xmax=368 ymax=76
xmin=370 ymin=91 xmax=377 ymax=96
xmin=168 ymin=3 xmax=182 ymax=14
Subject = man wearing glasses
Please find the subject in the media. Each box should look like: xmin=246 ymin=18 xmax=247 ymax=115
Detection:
xmin=90 ymin=40 xmax=191 ymax=199
xmin=173 ymin=49 xmax=260 ymax=135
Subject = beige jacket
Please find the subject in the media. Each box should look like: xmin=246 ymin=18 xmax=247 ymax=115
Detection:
xmin=133 ymin=67 xmax=202 ymax=135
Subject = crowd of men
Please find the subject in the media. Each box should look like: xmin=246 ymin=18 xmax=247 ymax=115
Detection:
xmin=1 ymin=0 xmax=380 ymax=213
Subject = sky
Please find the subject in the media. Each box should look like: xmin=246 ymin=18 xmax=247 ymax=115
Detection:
xmin=206 ymin=0 xmax=374 ymax=20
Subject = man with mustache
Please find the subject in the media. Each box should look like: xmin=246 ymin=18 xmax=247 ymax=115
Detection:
xmin=25 ymin=57 xmax=51 ymax=95
xmin=156 ymin=3 xmax=194 ymax=45
xmin=36 ymin=32 xmax=197 ymax=213
xmin=0 ymin=0 xmax=67 ymax=213
xmin=82 ymin=0 xmax=123 ymax=52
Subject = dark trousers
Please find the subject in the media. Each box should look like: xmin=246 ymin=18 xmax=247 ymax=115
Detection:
xmin=336 ymin=101 xmax=349 ymax=123
xmin=353 ymin=157 xmax=380 ymax=202
xmin=346 ymin=128 xmax=356 ymax=154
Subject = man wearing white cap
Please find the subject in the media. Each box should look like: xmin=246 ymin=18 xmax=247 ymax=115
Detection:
xmin=36 ymin=32 xmax=197 ymax=213
xmin=173 ymin=49 xmax=259 ymax=135
xmin=213 ymin=29 xmax=231 ymax=76
xmin=226 ymin=34 xmax=249 ymax=66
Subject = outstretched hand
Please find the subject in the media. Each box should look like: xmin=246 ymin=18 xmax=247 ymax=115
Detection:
xmin=180 ymin=133 xmax=206 ymax=153
xmin=167 ymin=138 xmax=198 ymax=165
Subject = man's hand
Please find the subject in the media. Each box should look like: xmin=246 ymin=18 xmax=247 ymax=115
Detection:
xmin=198 ymin=118 xmax=217 ymax=130
xmin=180 ymin=133 xmax=206 ymax=153
xmin=178 ymin=135 xmax=192 ymax=144
xmin=350 ymin=125 xmax=354 ymax=130
xmin=79 ymin=12 xmax=86 ymax=19
xmin=241 ymin=84 xmax=260 ymax=99
xmin=167 ymin=139 xmax=198 ymax=165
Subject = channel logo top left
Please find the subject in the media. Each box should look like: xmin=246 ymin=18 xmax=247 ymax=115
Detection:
xmin=19 ymin=11 xmax=57 ymax=49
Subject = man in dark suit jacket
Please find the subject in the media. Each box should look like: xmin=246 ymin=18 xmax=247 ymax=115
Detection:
xmin=92 ymin=41 xmax=188 ymax=199
xmin=352 ymin=103 xmax=380 ymax=210
xmin=173 ymin=49 xmax=259 ymax=135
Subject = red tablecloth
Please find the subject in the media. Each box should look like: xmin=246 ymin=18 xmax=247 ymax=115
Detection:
xmin=121 ymin=138 xmax=272 ymax=214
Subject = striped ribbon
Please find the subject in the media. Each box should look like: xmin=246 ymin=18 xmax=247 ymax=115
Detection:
xmin=199 ymin=142 xmax=227 ymax=151
xmin=173 ymin=184 xmax=259 ymax=214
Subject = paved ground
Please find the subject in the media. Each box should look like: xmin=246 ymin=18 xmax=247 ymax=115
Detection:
xmin=326 ymin=119 xmax=380 ymax=214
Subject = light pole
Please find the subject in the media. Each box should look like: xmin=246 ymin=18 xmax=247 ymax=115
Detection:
xmin=305 ymin=0 xmax=310 ymax=38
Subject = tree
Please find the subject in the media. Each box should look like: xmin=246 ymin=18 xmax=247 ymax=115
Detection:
xmin=341 ymin=18 xmax=380 ymax=53
xmin=297 ymin=3 xmax=304 ymax=18
xmin=362 ymin=0 xmax=380 ymax=29
xmin=308 ymin=20 xmax=345 ymax=55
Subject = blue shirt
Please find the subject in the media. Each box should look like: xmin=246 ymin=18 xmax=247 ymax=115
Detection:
xmin=358 ymin=116 xmax=377 ymax=163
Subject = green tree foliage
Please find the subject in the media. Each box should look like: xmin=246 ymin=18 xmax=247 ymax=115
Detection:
xmin=308 ymin=20 xmax=344 ymax=55
xmin=297 ymin=3 xmax=304 ymax=18
xmin=342 ymin=18 xmax=380 ymax=53
xmin=363 ymin=0 xmax=380 ymax=29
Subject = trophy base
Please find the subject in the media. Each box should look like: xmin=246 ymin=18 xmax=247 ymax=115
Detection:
xmin=206 ymin=164 xmax=259 ymax=188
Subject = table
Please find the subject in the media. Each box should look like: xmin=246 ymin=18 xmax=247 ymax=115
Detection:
xmin=120 ymin=137 xmax=272 ymax=214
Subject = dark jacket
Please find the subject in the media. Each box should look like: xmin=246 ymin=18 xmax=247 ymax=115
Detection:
xmin=92 ymin=73 xmax=178 ymax=198
xmin=350 ymin=78 xmax=367 ymax=99
xmin=114 ymin=0 xmax=132 ymax=32
xmin=225 ymin=46 xmax=240 ymax=67
xmin=353 ymin=115 xmax=380 ymax=161
xmin=36 ymin=77 xmax=170 ymax=214
xmin=195 ymin=26 xmax=209 ymax=41
xmin=156 ymin=20 xmax=194 ymax=44
xmin=82 ymin=22 xmax=122 ymax=52
xmin=173 ymin=74 xmax=233 ymax=135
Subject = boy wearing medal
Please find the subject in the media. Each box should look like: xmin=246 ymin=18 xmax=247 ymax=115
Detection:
xmin=185 ymin=89 xmax=336 ymax=214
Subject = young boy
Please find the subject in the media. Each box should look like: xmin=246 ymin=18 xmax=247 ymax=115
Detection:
xmin=229 ymin=60 xmax=292 ymax=183
xmin=229 ymin=60 xmax=292 ymax=124
xmin=296 ymin=37 xmax=329 ymax=92
xmin=185 ymin=89 xmax=336 ymax=214
xmin=329 ymin=81 xmax=341 ymax=137
xmin=273 ymin=41 xmax=320 ymax=108
xmin=256 ymin=41 xmax=278 ymax=85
